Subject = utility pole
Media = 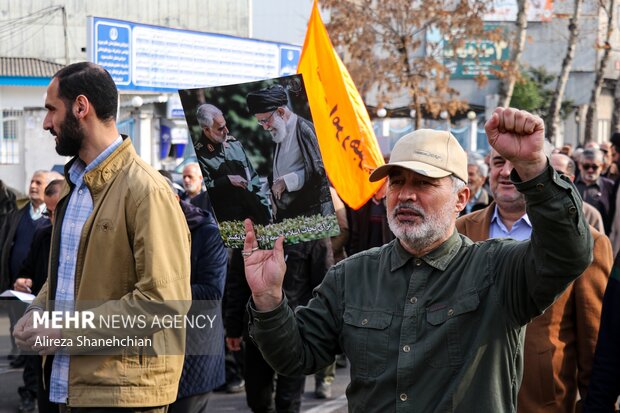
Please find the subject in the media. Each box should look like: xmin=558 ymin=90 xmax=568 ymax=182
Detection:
xmin=61 ymin=6 xmax=69 ymax=65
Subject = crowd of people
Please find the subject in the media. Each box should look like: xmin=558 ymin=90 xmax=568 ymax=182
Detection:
xmin=0 ymin=61 xmax=619 ymax=413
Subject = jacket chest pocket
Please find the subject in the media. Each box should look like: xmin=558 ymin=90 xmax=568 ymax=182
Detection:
xmin=423 ymin=292 xmax=480 ymax=369
xmin=343 ymin=308 xmax=393 ymax=380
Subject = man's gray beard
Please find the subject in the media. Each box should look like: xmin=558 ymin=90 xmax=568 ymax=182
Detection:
xmin=184 ymin=182 xmax=198 ymax=193
xmin=387 ymin=199 xmax=455 ymax=253
xmin=270 ymin=114 xmax=287 ymax=143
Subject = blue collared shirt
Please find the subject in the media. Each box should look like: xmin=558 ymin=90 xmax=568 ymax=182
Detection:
xmin=489 ymin=204 xmax=532 ymax=241
xmin=50 ymin=136 xmax=123 ymax=403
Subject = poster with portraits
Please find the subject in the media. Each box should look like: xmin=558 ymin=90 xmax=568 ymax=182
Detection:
xmin=178 ymin=74 xmax=339 ymax=248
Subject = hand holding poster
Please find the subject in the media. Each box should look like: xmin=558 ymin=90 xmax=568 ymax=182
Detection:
xmin=179 ymin=74 xmax=339 ymax=248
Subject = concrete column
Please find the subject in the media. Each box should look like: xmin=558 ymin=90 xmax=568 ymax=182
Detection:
xmin=132 ymin=109 xmax=153 ymax=165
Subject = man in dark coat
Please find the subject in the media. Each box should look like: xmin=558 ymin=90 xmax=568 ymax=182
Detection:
xmin=169 ymin=198 xmax=228 ymax=413
xmin=0 ymin=170 xmax=50 ymax=386
xmin=13 ymin=179 xmax=64 ymax=413
xmin=575 ymin=148 xmax=616 ymax=234
xmin=0 ymin=171 xmax=50 ymax=292
xmin=584 ymin=251 xmax=620 ymax=412
xmin=246 ymin=85 xmax=333 ymax=222
xmin=346 ymin=182 xmax=394 ymax=255
xmin=224 ymin=238 xmax=334 ymax=412
xmin=0 ymin=179 xmax=18 ymax=231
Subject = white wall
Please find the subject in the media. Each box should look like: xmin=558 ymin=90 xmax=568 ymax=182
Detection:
xmin=0 ymin=86 xmax=50 ymax=192
xmin=0 ymin=107 xmax=67 ymax=192
xmin=0 ymin=86 xmax=46 ymax=110
xmin=251 ymin=0 xmax=312 ymax=46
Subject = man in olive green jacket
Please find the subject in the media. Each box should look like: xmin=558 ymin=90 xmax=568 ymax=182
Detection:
xmin=240 ymin=108 xmax=593 ymax=412
xmin=14 ymin=62 xmax=191 ymax=411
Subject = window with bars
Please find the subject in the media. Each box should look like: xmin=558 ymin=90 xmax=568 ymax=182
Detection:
xmin=1 ymin=110 xmax=22 ymax=164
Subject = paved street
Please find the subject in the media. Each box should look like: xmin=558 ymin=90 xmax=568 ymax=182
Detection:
xmin=0 ymin=309 xmax=349 ymax=413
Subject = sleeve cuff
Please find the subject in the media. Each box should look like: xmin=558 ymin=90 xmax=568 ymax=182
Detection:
xmin=282 ymin=172 xmax=301 ymax=192
xmin=511 ymin=161 xmax=575 ymax=204
xmin=247 ymin=294 xmax=290 ymax=330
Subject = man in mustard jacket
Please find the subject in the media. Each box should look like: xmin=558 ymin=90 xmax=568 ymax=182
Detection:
xmin=456 ymin=147 xmax=611 ymax=413
xmin=13 ymin=62 xmax=191 ymax=412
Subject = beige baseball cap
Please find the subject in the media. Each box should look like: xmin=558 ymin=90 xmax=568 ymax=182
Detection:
xmin=370 ymin=129 xmax=468 ymax=183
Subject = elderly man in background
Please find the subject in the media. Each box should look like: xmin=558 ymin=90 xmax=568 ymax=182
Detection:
xmin=551 ymin=153 xmax=605 ymax=232
xmin=0 ymin=170 xmax=53 ymax=384
xmin=13 ymin=178 xmax=64 ymax=413
xmin=0 ymin=171 xmax=52 ymax=291
xmin=575 ymin=148 xmax=616 ymax=234
xmin=457 ymin=147 xmax=611 ymax=413
xmin=462 ymin=153 xmax=492 ymax=215
xmin=181 ymin=162 xmax=204 ymax=201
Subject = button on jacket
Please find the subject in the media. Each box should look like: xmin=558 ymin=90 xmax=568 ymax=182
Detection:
xmin=248 ymin=166 xmax=592 ymax=412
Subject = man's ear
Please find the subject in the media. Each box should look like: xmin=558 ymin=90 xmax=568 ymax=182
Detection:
xmin=74 ymin=95 xmax=90 ymax=119
xmin=455 ymin=185 xmax=470 ymax=214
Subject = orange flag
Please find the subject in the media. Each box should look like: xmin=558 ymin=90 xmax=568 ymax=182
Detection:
xmin=297 ymin=0 xmax=384 ymax=210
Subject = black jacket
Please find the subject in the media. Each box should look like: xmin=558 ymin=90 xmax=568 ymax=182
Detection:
xmin=176 ymin=201 xmax=228 ymax=399
xmin=224 ymin=238 xmax=334 ymax=339
xmin=17 ymin=220 xmax=52 ymax=295
xmin=346 ymin=198 xmax=394 ymax=256
xmin=0 ymin=205 xmax=28 ymax=291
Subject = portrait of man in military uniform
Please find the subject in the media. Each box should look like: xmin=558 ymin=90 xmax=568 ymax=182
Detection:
xmin=194 ymin=103 xmax=271 ymax=226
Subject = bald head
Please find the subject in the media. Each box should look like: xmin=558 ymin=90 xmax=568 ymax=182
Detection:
xmin=550 ymin=153 xmax=576 ymax=181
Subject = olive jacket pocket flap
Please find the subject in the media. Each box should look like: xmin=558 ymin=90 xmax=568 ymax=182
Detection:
xmin=426 ymin=292 xmax=480 ymax=326
xmin=344 ymin=309 xmax=392 ymax=330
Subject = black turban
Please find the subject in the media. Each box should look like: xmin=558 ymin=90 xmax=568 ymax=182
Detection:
xmin=247 ymin=85 xmax=288 ymax=114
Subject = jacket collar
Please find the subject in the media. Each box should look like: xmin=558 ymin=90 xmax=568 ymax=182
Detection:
xmin=63 ymin=136 xmax=134 ymax=197
xmin=390 ymin=229 xmax=463 ymax=272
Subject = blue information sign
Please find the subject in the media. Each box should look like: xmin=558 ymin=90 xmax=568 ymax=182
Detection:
xmin=87 ymin=17 xmax=302 ymax=92
xmin=95 ymin=20 xmax=131 ymax=85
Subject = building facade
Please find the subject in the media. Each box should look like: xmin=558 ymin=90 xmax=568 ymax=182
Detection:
xmin=0 ymin=0 xmax=250 ymax=191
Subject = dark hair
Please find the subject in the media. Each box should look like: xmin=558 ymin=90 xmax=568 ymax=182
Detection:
xmin=158 ymin=169 xmax=173 ymax=181
xmin=54 ymin=62 xmax=118 ymax=121
xmin=44 ymin=179 xmax=64 ymax=196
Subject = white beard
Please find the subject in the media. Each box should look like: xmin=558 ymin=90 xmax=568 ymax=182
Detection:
xmin=270 ymin=114 xmax=287 ymax=143
xmin=387 ymin=197 xmax=455 ymax=253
